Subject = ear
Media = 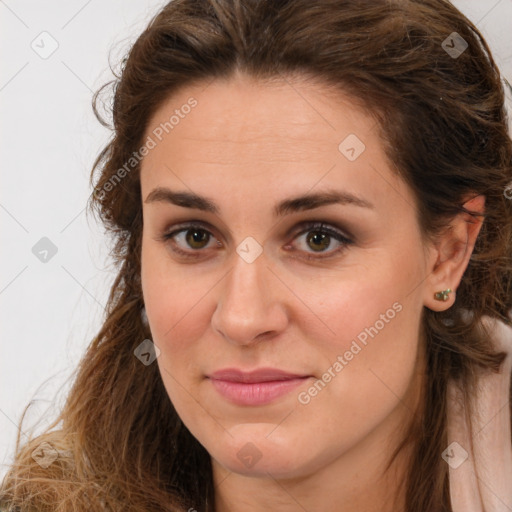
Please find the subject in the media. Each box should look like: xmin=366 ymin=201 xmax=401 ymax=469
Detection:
xmin=424 ymin=195 xmax=485 ymax=312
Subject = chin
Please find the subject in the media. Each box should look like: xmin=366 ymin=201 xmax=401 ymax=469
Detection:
xmin=206 ymin=429 xmax=326 ymax=480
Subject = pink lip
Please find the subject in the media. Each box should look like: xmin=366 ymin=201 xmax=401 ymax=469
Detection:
xmin=207 ymin=368 xmax=312 ymax=406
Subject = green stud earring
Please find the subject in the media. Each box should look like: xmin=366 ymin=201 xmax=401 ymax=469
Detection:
xmin=434 ymin=288 xmax=452 ymax=301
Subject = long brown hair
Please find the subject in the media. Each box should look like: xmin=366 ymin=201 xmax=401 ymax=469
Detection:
xmin=2 ymin=1 xmax=512 ymax=510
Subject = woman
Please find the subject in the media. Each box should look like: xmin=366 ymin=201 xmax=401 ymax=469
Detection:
xmin=1 ymin=0 xmax=511 ymax=510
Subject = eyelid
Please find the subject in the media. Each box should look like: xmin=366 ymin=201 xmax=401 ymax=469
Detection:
xmin=158 ymin=217 xmax=355 ymax=241
xmin=288 ymin=220 xmax=354 ymax=242
xmin=285 ymin=221 xmax=353 ymax=260
xmin=155 ymin=219 xmax=220 ymax=244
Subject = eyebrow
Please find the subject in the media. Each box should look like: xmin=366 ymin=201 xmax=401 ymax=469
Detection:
xmin=144 ymin=187 xmax=374 ymax=217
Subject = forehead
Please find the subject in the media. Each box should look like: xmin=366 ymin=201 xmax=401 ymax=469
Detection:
xmin=143 ymin=73 xmax=373 ymax=157
xmin=139 ymin=73 xmax=413 ymax=218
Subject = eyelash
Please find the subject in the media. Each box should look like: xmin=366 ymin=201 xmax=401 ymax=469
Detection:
xmin=158 ymin=221 xmax=354 ymax=261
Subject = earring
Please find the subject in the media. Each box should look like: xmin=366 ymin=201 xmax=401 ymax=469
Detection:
xmin=434 ymin=288 xmax=452 ymax=301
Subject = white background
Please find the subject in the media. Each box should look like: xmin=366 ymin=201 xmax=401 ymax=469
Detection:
xmin=1 ymin=0 xmax=512 ymax=479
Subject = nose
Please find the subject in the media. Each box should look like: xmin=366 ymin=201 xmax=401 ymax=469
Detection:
xmin=211 ymin=247 xmax=289 ymax=347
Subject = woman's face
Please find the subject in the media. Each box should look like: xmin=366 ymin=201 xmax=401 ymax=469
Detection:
xmin=140 ymin=72 xmax=430 ymax=481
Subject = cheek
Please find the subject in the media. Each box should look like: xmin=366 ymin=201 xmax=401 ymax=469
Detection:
xmin=140 ymin=241 xmax=228 ymax=418
xmin=308 ymin=299 xmax=421 ymax=457
xmin=303 ymin=245 xmax=423 ymax=356
xmin=141 ymin=238 xmax=208 ymax=336
xmin=298 ymin=250 xmax=424 ymax=420
xmin=142 ymin=258 xmax=209 ymax=421
xmin=143 ymin=278 xmax=208 ymax=370
xmin=141 ymin=242 xmax=197 ymax=366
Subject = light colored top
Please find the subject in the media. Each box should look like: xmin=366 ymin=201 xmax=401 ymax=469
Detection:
xmin=447 ymin=315 xmax=512 ymax=511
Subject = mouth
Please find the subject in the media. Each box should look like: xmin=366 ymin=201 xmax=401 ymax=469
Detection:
xmin=207 ymin=367 xmax=313 ymax=406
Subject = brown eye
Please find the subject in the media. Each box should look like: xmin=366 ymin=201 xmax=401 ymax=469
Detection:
xmin=160 ymin=223 xmax=219 ymax=258
xmin=306 ymin=231 xmax=332 ymax=252
xmin=183 ymin=228 xmax=210 ymax=250
xmin=287 ymin=222 xmax=354 ymax=260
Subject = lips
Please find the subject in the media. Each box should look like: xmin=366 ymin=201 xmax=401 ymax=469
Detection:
xmin=207 ymin=368 xmax=312 ymax=406
xmin=208 ymin=367 xmax=309 ymax=383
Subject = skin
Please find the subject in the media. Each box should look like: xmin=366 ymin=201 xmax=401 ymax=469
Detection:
xmin=139 ymin=70 xmax=485 ymax=512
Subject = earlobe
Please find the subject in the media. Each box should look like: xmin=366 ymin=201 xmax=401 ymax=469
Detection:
xmin=424 ymin=195 xmax=485 ymax=312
